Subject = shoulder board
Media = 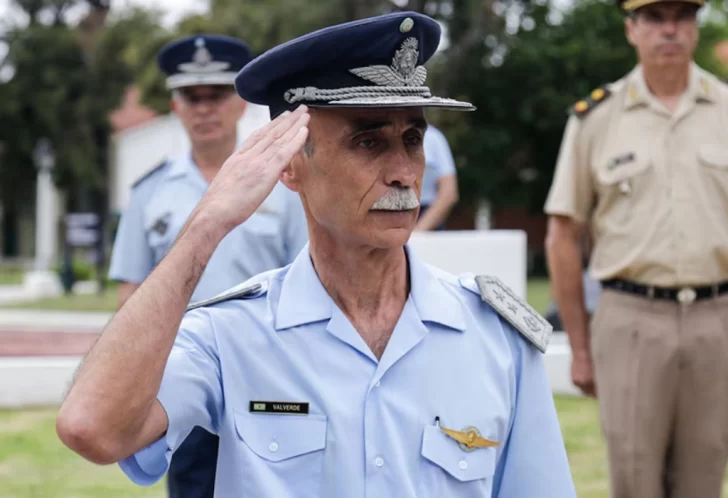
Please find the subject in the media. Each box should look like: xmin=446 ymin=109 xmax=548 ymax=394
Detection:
xmin=131 ymin=160 xmax=169 ymax=189
xmin=186 ymin=282 xmax=268 ymax=312
xmin=569 ymin=86 xmax=612 ymax=119
xmin=473 ymin=276 xmax=552 ymax=353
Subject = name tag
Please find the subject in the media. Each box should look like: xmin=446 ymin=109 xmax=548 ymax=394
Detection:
xmin=249 ymin=401 xmax=309 ymax=415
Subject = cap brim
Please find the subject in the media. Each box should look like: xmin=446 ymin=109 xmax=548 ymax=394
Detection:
xmin=166 ymin=72 xmax=238 ymax=90
xmin=622 ymin=0 xmax=703 ymax=10
xmin=308 ymin=95 xmax=476 ymax=111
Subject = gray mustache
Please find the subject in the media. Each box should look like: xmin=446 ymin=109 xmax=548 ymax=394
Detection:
xmin=371 ymin=189 xmax=420 ymax=211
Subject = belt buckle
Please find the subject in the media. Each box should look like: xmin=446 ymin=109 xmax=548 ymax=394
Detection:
xmin=677 ymin=287 xmax=697 ymax=305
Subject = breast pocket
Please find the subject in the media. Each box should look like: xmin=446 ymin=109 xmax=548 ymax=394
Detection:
xmin=144 ymin=212 xmax=175 ymax=264
xmin=595 ymin=152 xmax=653 ymax=228
xmin=419 ymin=424 xmax=497 ymax=497
xmin=234 ymin=412 xmax=327 ymax=498
xmin=698 ymin=144 xmax=728 ymax=209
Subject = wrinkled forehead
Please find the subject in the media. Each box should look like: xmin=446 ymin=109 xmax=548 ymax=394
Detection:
xmin=309 ymin=106 xmax=428 ymax=131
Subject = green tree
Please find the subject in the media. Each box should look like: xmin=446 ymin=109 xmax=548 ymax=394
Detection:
xmin=444 ymin=0 xmax=728 ymax=214
xmin=127 ymin=0 xmax=727 ymax=219
xmin=0 ymin=1 xmax=165 ymax=210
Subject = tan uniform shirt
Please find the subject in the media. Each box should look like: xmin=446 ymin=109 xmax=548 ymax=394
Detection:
xmin=545 ymin=63 xmax=728 ymax=287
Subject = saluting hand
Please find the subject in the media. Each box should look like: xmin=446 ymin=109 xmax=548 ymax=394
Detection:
xmin=195 ymin=105 xmax=310 ymax=235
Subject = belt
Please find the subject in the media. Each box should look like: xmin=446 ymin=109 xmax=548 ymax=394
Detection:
xmin=601 ymin=279 xmax=728 ymax=304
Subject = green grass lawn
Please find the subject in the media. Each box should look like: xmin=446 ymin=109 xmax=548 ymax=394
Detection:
xmin=527 ymin=277 xmax=550 ymax=314
xmin=0 ymin=407 xmax=165 ymax=498
xmin=2 ymin=289 xmax=120 ymax=312
xmin=2 ymin=397 xmax=725 ymax=497
xmin=0 ymin=268 xmax=24 ymax=286
xmin=1 ymin=278 xmax=553 ymax=314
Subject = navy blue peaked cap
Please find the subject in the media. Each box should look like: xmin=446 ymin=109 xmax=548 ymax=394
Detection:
xmin=234 ymin=12 xmax=475 ymax=118
xmin=158 ymin=34 xmax=253 ymax=90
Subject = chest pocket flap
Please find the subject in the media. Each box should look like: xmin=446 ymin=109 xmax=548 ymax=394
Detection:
xmin=698 ymin=144 xmax=728 ymax=170
xmin=421 ymin=424 xmax=497 ymax=482
xmin=235 ymin=412 xmax=327 ymax=462
xmin=143 ymin=210 xmax=174 ymax=246
xmin=596 ymin=151 xmax=651 ymax=185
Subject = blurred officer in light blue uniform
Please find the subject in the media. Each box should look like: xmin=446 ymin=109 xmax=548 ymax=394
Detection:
xmin=107 ymin=34 xmax=308 ymax=498
xmin=416 ymin=125 xmax=459 ymax=231
xmin=60 ymin=13 xmax=576 ymax=498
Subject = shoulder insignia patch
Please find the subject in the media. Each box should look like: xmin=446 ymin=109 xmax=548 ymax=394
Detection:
xmin=131 ymin=160 xmax=169 ymax=189
xmin=186 ymin=282 xmax=268 ymax=312
xmin=474 ymin=276 xmax=552 ymax=353
xmin=569 ymin=86 xmax=612 ymax=119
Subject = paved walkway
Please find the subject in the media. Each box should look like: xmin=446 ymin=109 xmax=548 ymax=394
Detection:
xmin=0 ymin=331 xmax=99 ymax=356
xmin=0 ymin=309 xmax=111 ymax=332
xmin=0 ymin=309 xmax=109 ymax=357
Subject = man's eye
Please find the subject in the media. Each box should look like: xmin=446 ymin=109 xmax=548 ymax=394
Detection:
xmin=358 ymin=139 xmax=378 ymax=149
xmin=405 ymin=135 xmax=423 ymax=146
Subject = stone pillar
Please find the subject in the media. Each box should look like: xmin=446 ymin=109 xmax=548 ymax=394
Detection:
xmin=23 ymin=139 xmax=61 ymax=297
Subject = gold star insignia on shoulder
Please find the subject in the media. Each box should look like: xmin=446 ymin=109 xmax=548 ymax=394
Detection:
xmin=441 ymin=425 xmax=500 ymax=452
xmin=591 ymin=88 xmax=605 ymax=101
xmin=574 ymin=100 xmax=589 ymax=113
xmin=570 ymin=85 xmax=612 ymax=118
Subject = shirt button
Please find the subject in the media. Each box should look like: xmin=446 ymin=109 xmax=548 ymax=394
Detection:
xmin=269 ymin=442 xmax=279 ymax=452
xmin=375 ymin=381 xmax=381 ymax=387
xmin=374 ymin=457 xmax=385 ymax=467
xmin=459 ymin=460 xmax=468 ymax=470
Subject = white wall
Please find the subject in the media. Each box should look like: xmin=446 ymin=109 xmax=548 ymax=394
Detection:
xmin=407 ymin=230 xmax=527 ymax=299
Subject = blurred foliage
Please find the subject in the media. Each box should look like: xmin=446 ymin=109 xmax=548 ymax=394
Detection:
xmin=440 ymin=0 xmax=728 ymax=213
xmin=0 ymin=0 xmax=726 ymax=218
xmin=0 ymin=1 xmax=164 ymax=211
xmin=133 ymin=0 xmax=728 ymax=214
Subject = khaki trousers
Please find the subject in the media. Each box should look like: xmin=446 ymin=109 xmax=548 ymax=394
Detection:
xmin=591 ymin=289 xmax=728 ymax=498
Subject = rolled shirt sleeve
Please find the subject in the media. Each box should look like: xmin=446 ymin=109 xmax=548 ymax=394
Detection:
xmin=544 ymin=115 xmax=595 ymax=224
xmin=118 ymin=309 xmax=223 ymax=485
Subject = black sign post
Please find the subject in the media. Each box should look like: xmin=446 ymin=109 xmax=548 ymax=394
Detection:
xmin=64 ymin=213 xmax=103 ymax=294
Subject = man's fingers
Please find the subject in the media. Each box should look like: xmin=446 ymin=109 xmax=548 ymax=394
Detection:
xmin=267 ymin=124 xmax=309 ymax=175
xmin=263 ymin=110 xmax=310 ymax=168
xmin=235 ymin=111 xmax=291 ymax=155
xmin=246 ymin=106 xmax=308 ymax=158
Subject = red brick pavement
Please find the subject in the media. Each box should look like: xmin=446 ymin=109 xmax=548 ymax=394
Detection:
xmin=0 ymin=331 xmax=100 ymax=357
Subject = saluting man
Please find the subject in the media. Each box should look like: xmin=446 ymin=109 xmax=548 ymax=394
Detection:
xmin=107 ymin=34 xmax=308 ymax=498
xmin=61 ymin=12 xmax=575 ymax=498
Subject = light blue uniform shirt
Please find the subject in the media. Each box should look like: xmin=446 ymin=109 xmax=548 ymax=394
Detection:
xmin=119 ymin=244 xmax=576 ymax=498
xmin=108 ymin=152 xmax=308 ymax=302
xmin=421 ymin=125 xmax=456 ymax=206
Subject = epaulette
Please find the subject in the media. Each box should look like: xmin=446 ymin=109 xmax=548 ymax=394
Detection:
xmin=186 ymin=282 xmax=268 ymax=312
xmin=569 ymin=86 xmax=612 ymax=119
xmin=473 ymin=276 xmax=552 ymax=353
xmin=131 ymin=160 xmax=169 ymax=189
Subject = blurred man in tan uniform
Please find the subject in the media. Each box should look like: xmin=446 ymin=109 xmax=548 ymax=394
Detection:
xmin=544 ymin=0 xmax=728 ymax=496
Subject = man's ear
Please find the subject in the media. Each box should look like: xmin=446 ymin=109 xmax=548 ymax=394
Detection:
xmin=235 ymin=98 xmax=247 ymax=119
xmin=280 ymin=151 xmax=304 ymax=193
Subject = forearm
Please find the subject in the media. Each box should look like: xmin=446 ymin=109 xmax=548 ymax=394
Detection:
xmin=546 ymin=230 xmax=589 ymax=356
xmin=59 ymin=211 xmax=224 ymax=451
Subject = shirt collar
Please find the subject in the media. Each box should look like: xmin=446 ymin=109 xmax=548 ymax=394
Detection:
xmin=165 ymin=152 xmax=196 ymax=180
xmin=624 ymin=63 xmax=715 ymax=110
xmin=274 ymin=244 xmax=467 ymax=332
xmin=165 ymin=151 xmax=212 ymax=189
